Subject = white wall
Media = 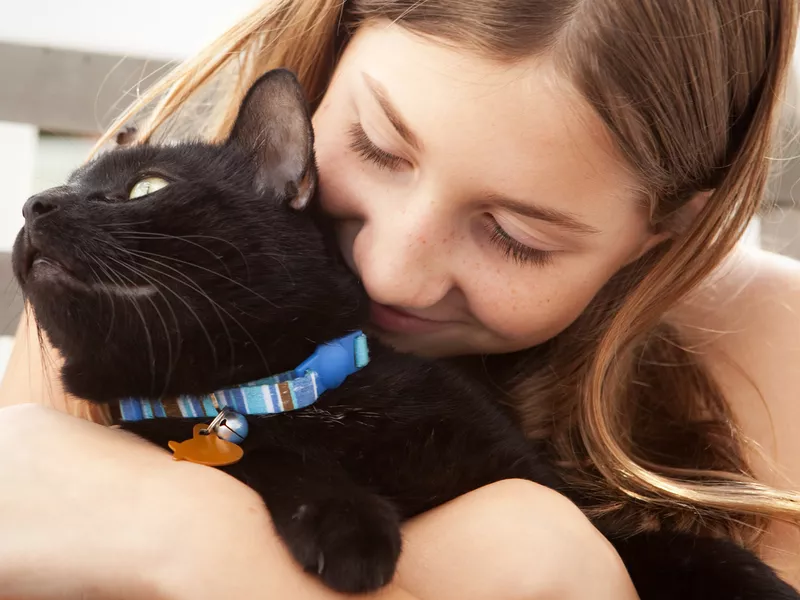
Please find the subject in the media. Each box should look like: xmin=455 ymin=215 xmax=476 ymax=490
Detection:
xmin=0 ymin=133 xmax=97 ymax=253
xmin=0 ymin=0 xmax=261 ymax=60
xmin=0 ymin=122 xmax=38 ymax=253
xmin=32 ymin=136 xmax=98 ymax=193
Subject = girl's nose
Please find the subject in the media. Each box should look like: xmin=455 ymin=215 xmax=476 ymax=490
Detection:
xmin=353 ymin=199 xmax=455 ymax=310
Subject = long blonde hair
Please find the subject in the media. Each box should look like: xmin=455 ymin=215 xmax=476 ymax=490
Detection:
xmin=96 ymin=0 xmax=800 ymax=548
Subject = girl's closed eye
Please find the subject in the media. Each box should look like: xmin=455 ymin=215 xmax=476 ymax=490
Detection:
xmin=347 ymin=122 xmax=407 ymax=171
xmin=484 ymin=214 xmax=556 ymax=267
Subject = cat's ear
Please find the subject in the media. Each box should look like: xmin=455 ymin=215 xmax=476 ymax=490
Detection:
xmin=227 ymin=69 xmax=315 ymax=210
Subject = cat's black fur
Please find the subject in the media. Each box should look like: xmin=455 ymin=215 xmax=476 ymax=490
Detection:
xmin=12 ymin=70 xmax=798 ymax=598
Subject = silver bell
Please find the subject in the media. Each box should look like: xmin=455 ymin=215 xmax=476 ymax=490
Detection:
xmin=215 ymin=410 xmax=249 ymax=444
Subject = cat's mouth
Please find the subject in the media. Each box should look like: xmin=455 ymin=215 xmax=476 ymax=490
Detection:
xmin=21 ymin=245 xmax=157 ymax=298
xmin=14 ymin=231 xmax=158 ymax=300
xmin=14 ymin=227 xmax=84 ymax=289
xmin=22 ymin=247 xmax=79 ymax=286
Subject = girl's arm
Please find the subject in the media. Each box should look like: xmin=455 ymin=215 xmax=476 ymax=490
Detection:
xmin=0 ymin=316 xmax=637 ymax=600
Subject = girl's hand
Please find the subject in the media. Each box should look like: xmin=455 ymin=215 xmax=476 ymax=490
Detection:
xmin=0 ymin=404 xmax=312 ymax=599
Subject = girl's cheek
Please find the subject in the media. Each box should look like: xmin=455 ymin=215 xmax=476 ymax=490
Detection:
xmin=314 ymin=144 xmax=357 ymax=218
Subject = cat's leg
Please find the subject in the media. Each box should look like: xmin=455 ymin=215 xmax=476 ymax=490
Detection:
xmin=223 ymin=448 xmax=402 ymax=595
xmin=610 ymin=531 xmax=799 ymax=600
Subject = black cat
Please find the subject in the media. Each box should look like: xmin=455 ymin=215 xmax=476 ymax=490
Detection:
xmin=12 ymin=69 xmax=799 ymax=598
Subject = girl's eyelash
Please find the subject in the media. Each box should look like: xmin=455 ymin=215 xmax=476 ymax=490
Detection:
xmin=486 ymin=218 xmax=554 ymax=267
xmin=348 ymin=122 xmax=406 ymax=171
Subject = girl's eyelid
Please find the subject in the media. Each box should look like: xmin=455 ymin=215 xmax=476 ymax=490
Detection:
xmin=348 ymin=121 xmax=410 ymax=170
xmin=357 ymin=92 xmax=415 ymax=148
xmin=484 ymin=218 xmax=555 ymax=268
xmin=358 ymin=112 xmax=417 ymax=162
xmin=492 ymin=211 xmax=564 ymax=251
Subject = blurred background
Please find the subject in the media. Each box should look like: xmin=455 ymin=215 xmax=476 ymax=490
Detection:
xmin=1 ymin=1 xmax=800 ymax=379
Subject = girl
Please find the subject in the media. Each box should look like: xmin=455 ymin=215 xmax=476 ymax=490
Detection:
xmin=1 ymin=1 xmax=799 ymax=597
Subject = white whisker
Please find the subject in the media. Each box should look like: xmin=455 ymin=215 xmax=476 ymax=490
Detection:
xmin=91 ymin=283 xmax=158 ymax=298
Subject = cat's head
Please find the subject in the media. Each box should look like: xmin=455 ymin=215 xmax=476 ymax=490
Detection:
xmin=12 ymin=69 xmax=367 ymax=403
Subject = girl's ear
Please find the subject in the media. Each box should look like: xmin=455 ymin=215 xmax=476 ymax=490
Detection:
xmin=665 ymin=190 xmax=712 ymax=236
xmin=626 ymin=190 xmax=712 ymax=264
xmin=227 ymin=68 xmax=316 ymax=210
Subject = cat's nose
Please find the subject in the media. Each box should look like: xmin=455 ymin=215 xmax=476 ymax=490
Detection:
xmin=22 ymin=189 xmax=69 ymax=222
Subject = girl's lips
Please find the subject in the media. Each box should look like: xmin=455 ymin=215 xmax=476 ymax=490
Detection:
xmin=369 ymin=301 xmax=451 ymax=334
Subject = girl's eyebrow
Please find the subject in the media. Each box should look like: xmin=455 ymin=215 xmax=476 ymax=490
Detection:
xmin=362 ymin=72 xmax=423 ymax=151
xmin=489 ymin=194 xmax=601 ymax=236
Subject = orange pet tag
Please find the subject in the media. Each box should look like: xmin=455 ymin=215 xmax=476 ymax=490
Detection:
xmin=168 ymin=424 xmax=244 ymax=467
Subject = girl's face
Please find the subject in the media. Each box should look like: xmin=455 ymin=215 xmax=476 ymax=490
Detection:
xmin=313 ymin=22 xmax=662 ymax=357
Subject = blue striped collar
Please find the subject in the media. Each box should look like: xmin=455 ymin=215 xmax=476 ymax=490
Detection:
xmin=112 ymin=331 xmax=370 ymax=426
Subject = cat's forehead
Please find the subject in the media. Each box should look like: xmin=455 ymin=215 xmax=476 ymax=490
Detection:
xmin=68 ymin=143 xmax=233 ymax=188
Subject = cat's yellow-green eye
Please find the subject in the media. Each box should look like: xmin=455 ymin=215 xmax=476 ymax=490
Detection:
xmin=129 ymin=177 xmax=169 ymax=200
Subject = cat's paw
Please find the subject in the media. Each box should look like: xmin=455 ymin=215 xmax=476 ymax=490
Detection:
xmin=278 ymin=493 xmax=402 ymax=594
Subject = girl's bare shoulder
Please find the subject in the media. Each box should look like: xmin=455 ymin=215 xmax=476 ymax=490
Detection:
xmin=674 ymin=246 xmax=800 ymax=468
xmin=673 ymin=245 xmax=800 ymax=584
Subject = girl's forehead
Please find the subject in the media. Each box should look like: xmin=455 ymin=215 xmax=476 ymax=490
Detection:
xmin=332 ymin=22 xmax=642 ymax=230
